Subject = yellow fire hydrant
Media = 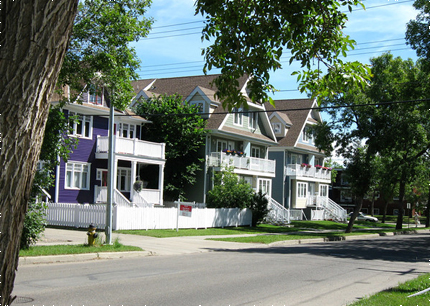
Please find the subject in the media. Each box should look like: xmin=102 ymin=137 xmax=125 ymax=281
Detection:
xmin=87 ymin=223 xmax=98 ymax=246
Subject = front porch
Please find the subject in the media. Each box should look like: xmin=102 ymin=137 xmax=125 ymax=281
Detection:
xmin=208 ymin=152 xmax=276 ymax=176
xmin=94 ymin=186 xmax=160 ymax=207
xmin=95 ymin=136 xmax=165 ymax=160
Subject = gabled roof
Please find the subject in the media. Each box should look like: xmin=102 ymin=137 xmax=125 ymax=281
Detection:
xmin=131 ymin=74 xmax=249 ymax=100
xmin=131 ymin=74 xmax=277 ymax=144
xmin=265 ymin=98 xmax=317 ymax=148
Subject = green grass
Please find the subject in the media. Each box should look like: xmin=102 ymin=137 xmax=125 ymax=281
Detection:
xmin=20 ymin=241 xmax=142 ymax=257
xmin=348 ymin=273 xmax=430 ymax=305
xmin=115 ymin=221 xmax=397 ymax=239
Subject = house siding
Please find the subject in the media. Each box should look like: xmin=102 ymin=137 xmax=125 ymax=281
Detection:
xmin=57 ymin=114 xmax=109 ymax=204
xmin=269 ymin=151 xmax=285 ymax=206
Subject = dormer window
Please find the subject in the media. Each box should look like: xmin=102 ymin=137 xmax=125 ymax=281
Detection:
xmin=191 ymin=101 xmax=204 ymax=113
xmin=272 ymin=123 xmax=281 ymax=134
xmin=88 ymin=84 xmax=103 ymax=105
xmin=303 ymin=126 xmax=313 ymax=143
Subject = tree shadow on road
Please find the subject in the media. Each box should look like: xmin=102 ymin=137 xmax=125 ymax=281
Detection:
xmin=204 ymin=234 xmax=430 ymax=264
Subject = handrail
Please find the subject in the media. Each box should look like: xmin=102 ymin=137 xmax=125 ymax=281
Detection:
xmin=114 ymin=189 xmax=133 ymax=207
xmin=265 ymin=196 xmax=291 ymax=224
xmin=133 ymin=192 xmax=153 ymax=208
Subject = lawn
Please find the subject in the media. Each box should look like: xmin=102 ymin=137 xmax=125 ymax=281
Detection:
xmin=19 ymin=241 xmax=142 ymax=257
xmin=115 ymin=220 xmax=397 ymax=238
xmin=347 ymin=273 xmax=430 ymax=305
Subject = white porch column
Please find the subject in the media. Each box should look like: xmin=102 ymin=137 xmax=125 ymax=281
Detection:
xmin=243 ymin=141 xmax=251 ymax=156
xmin=130 ymin=160 xmax=137 ymax=202
xmin=113 ymin=157 xmax=118 ymax=193
xmin=159 ymin=163 xmax=165 ymax=205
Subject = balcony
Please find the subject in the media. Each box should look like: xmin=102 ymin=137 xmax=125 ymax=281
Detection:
xmin=96 ymin=136 xmax=165 ymax=160
xmin=285 ymin=164 xmax=331 ymax=181
xmin=208 ymin=152 xmax=276 ymax=176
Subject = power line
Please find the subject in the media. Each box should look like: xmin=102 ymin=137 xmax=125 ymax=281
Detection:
xmin=132 ymin=99 xmax=430 ymax=118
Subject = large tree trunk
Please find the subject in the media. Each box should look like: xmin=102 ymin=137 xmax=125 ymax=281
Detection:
xmin=0 ymin=1 xmax=78 ymax=305
xmin=345 ymin=197 xmax=363 ymax=233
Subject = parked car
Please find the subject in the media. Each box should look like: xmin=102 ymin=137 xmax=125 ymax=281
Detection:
xmin=348 ymin=212 xmax=379 ymax=222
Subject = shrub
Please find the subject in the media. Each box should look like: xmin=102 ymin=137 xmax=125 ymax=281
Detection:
xmin=206 ymin=168 xmax=254 ymax=209
xmin=249 ymin=191 xmax=270 ymax=227
xmin=20 ymin=201 xmax=47 ymax=249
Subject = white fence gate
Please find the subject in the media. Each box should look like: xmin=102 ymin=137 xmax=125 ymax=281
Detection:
xmin=46 ymin=203 xmax=252 ymax=230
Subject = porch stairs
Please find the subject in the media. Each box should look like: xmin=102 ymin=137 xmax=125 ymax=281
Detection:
xmin=320 ymin=198 xmax=347 ymax=222
xmin=114 ymin=189 xmax=153 ymax=208
xmin=265 ymin=196 xmax=290 ymax=225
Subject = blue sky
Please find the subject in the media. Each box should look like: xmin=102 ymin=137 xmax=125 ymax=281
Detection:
xmin=131 ymin=0 xmax=420 ymax=101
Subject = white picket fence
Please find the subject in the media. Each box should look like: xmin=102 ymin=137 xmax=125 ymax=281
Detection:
xmin=46 ymin=203 xmax=252 ymax=230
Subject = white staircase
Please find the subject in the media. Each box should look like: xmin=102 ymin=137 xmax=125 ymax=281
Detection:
xmin=308 ymin=196 xmax=347 ymax=222
xmin=265 ymin=196 xmax=291 ymax=225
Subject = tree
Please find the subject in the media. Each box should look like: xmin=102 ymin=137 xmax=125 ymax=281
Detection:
xmin=0 ymin=2 xmax=78 ymax=304
xmin=195 ymin=0 xmax=371 ymax=109
xmin=134 ymin=95 xmax=207 ymax=201
xmin=406 ymin=0 xmax=430 ymax=72
xmin=315 ymin=53 xmax=430 ymax=230
xmin=0 ymin=1 xmax=152 ymax=303
xmin=344 ymin=146 xmax=376 ymax=233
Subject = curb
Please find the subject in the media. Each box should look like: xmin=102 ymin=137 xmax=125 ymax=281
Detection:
xmin=19 ymin=251 xmax=153 ymax=266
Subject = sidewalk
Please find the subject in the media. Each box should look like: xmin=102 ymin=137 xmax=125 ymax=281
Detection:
xmin=19 ymin=226 xmax=428 ymax=265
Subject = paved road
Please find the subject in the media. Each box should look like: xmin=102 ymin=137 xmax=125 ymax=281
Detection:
xmin=13 ymin=233 xmax=429 ymax=306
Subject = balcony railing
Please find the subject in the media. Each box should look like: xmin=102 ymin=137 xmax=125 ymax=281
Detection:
xmin=96 ymin=136 xmax=165 ymax=160
xmin=208 ymin=152 xmax=275 ymax=174
xmin=285 ymin=164 xmax=331 ymax=181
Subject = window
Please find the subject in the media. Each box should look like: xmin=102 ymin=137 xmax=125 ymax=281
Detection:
xmin=191 ymin=102 xmax=204 ymax=113
xmin=117 ymin=168 xmax=131 ymax=192
xmin=291 ymin=154 xmax=302 ymax=164
xmin=69 ymin=112 xmax=92 ymax=138
xmin=96 ymin=169 xmax=108 ymax=187
xmin=233 ymin=108 xmax=243 ymax=126
xmin=119 ymin=123 xmax=136 ymax=139
xmin=251 ymin=146 xmax=260 ymax=158
xmin=272 ymin=123 xmax=281 ymax=134
xmin=88 ymin=85 xmax=102 ymax=105
xmin=319 ymin=185 xmax=328 ymax=197
xmin=297 ymin=182 xmax=307 ymax=198
xmin=258 ymin=179 xmax=271 ymax=197
xmin=248 ymin=111 xmax=258 ymax=129
xmin=302 ymin=126 xmax=313 ymax=143
xmin=217 ymin=140 xmax=228 ymax=152
xmin=65 ymin=162 xmax=90 ymax=190
xmin=340 ymin=190 xmax=352 ymax=202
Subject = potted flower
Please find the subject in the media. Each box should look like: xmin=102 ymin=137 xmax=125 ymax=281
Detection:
xmin=133 ymin=180 xmax=144 ymax=192
xmin=300 ymin=163 xmax=306 ymax=168
xmin=315 ymin=165 xmax=322 ymax=169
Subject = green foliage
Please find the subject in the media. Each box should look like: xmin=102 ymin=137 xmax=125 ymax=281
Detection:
xmin=206 ymin=168 xmax=255 ymax=209
xmin=406 ymin=0 xmax=430 ymax=72
xmin=195 ymin=0 xmax=370 ymax=109
xmin=133 ymin=94 xmax=207 ymax=200
xmin=20 ymin=202 xmax=47 ymax=250
xmin=249 ymin=191 xmax=269 ymax=227
xmin=58 ymin=0 xmax=153 ymax=109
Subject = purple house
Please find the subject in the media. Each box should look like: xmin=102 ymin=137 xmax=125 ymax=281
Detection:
xmin=48 ymin=86 xmax=166 ymax=206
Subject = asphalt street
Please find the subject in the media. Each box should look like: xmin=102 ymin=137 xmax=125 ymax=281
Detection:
xmin=12 ymin=233 xmax=430 ymax=306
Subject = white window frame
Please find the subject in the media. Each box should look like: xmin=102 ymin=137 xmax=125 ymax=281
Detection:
xmin=258 ymin=179 xmax=271 ymax=197
xmin=191 ymin=101 xmax=204 ymax=113
xmin=251 ymin=146 xmax=260 ymax=158
xmin=65 ymin=162 xmax=91 ymax=190
xmin=117 ymin=167 xmax=131 ymax=192
xmin=248 ymin=111 xmax=258 ymax=129
xmin=291 ymin=154 xmax=302 ymax=164
xmin=272 ymin=122 xmax=281 ymax=134
xmin=69 ymin=112 xmax=93 ymax=139
xmin=297 ymin=182 xmax=307 ymax=198
xmin=319 ymin=185 xmax=329 ymax=197
xmin=88 ymin=84 xmax=103 ymax=105
xmin=217 ymin=140 xmax=228 ymax=152
xmin=119 ymin=123 xmax=136 ymax=139
xmin=233 ymin=108 xmax=243 ymax=126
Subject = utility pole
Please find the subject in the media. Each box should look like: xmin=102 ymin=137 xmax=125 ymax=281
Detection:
xmin=106 ymin=88 xmax=115 ymax=245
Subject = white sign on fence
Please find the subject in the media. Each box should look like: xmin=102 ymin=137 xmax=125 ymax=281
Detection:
xmin=179 ymin=204 xmax=192 ymax=217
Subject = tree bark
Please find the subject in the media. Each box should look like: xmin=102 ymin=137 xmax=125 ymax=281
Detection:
xmin=0 ymin=1 xmax=78 ymax=305
xmin=345 ymin=197 xmax=363 ymax=233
